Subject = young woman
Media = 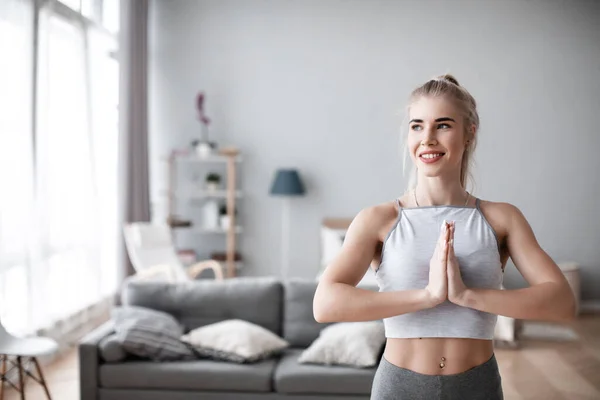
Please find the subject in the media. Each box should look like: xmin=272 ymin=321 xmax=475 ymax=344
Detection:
xmin=313 ymin=74 xmax=576 ymax=400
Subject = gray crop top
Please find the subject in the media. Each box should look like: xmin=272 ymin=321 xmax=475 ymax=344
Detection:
xmin=374 ymin=198 xmax=504 ymax=340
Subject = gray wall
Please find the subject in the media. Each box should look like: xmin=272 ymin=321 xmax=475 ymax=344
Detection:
xmin=148 ymin=0 xmax=600 ymax=300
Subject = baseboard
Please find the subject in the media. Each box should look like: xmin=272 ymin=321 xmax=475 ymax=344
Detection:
xmin=580 ymin=300 xmax=600 ymax=314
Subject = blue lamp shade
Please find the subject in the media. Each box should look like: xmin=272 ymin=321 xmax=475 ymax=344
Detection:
xmin=270 ymin=169 xmax=306 ymax=196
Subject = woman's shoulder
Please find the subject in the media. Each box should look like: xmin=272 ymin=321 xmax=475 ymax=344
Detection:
xmin=355 ymin=199 xmax=399 ymax=224
xmin=352 ymin=199 xmax=402 ymax=242
xmin=478 ymin=198 xmax=523 ymax=217
xmin=477 ymin=199 xmax=526 ymax=239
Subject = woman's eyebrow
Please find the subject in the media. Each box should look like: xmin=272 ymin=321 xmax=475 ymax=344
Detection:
xmin=409 ymin=117 xmax=456 ymax=124
xmin=435 ymin=117 xmax=456 ymax=123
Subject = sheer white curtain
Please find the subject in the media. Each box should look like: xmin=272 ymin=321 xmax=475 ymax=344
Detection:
xmin=0 ymin=0 xmax=120 ymax=336
xmin=0 ymin=0 xmax=36 ymax=335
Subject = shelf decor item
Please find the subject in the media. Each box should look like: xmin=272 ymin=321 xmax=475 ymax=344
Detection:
xmin=219 ymin=203 xmax=237 ymax=229
xmin=192 ymin=91 xmax=216 ymax=158
xmin=205 ymin=172 xmax=221 ymax=192
xmin=269 ymin=168 xmax=306 ymax=279
xmin=202 ymin=200 xmax=220 ymax=229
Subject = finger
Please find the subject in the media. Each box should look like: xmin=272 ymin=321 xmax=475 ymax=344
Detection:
xmin=439 ymin=239 xmax=448 ymax=262
xmin=435 ymin=221 xmax=447 ymax=257
xmin=446 ymin=240 xmax=455 ymax=278
xmin=440 ymin=220 xmax=449 ymax=244
xmin=444 ymin=221 xmax=451 ymax=260
xmin=445 ymin=222 xmax=454 ymax=262
xmin=438 ymin=225 xmax=448 ymax=262
xmin=439 ymin=220 xmax=447 ymax=241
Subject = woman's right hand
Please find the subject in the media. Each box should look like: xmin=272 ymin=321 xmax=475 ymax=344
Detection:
xmin=425 ymin=220 xmax=450 ymax=307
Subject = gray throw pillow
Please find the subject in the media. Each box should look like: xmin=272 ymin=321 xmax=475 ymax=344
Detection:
xmin=112 ymin=306 xmax=196 ymax=361
xmin=98 ymin=333 xmax=127 ymax=363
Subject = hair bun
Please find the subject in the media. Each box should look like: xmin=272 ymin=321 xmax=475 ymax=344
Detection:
xmin=436 ymin=74 xmax=459 ymax=86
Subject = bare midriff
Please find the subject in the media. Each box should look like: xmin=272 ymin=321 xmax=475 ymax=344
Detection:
xmin=383 ymin=337 xmax=494 ymax=375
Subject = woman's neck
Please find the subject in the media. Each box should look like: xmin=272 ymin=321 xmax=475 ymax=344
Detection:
xmin=413 ymin=180 xmax=469 ymax=207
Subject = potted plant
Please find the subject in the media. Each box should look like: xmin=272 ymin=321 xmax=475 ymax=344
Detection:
xmin=219 ymin=203 xmax=236 ymax=229
xmin=205 ymin=172 xmax=221 ymax=192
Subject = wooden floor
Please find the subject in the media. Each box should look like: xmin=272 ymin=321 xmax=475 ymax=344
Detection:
xmin=3 ymin=315 xmax=600 ymax=400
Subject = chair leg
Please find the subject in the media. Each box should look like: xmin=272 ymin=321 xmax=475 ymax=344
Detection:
xmin=32 ymin=358 xmax=51 ymax=400
xmin=16 ymin=356 xmax=24 ymax=400
xmin=0 ymin=354 xmax=6 ymax=400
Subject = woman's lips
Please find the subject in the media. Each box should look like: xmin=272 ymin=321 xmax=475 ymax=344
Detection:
xmin=419 ymin=153 xmax=444 ymax=164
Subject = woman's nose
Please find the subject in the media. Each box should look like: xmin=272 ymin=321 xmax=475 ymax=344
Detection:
xmin=421 ymin=127 xmax=438 ymax=146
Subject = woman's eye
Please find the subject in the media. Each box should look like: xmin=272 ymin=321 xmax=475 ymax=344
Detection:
xmin=411 ymin=125 xmax=422 ymax=131
xmin=437 ymin=123 xmax=451 ymax=129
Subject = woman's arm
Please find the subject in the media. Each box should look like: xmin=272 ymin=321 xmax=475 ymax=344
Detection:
xmin=457 ymin=203 xmax=576 ymax=322
xmin=313 ymin=205 xmax=436 ymax=323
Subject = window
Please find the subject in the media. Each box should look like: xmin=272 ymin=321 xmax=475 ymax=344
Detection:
xmin=0 ymin=0 xmax=120 ymax=335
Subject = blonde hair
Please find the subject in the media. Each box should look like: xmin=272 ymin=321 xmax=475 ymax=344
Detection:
xmin=401 ymin=74 xmax=480 ymax=193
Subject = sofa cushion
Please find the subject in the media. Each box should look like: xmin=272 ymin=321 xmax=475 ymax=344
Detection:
xmin=99 ymin=358 xmax=277 ymax=392
xmin=298 ymin=321 xmax=385 ymax=368
xmin=98 ymin=333 xmax=127 ymax=363
xmin=182 ymin=319 xmax=289 ymax=363
xmin=112 ymin=306 xmax=195 ymax=361
xmin=121 ymin=277 xmax=283 ymax=335
xmin=274 ymin=349 xmax=376 ymax=395
xmin=283 ymin=279 xmax=333 ymax=347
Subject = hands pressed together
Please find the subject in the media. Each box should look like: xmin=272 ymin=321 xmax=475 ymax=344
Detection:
xmin=425 ymin=220 xmax=469 ymax=307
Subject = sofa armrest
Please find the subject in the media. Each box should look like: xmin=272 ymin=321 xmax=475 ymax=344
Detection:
xmin=79 ymin=320 xmax=115 ymax=400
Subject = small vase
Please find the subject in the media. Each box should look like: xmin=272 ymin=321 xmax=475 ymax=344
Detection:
xmin=195 ymin=142 xmax=213 ymax=158
xmin=220 ymin=215 xmax=231 ymax=230
xmin=202 ymin=200 xmax=219 ymax=229
xmin=206 ymin=182 xmax=219 ymax=192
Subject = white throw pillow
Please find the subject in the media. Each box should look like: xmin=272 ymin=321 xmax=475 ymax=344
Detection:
xmin=299 ymin=321 xmax=385 ymax=368
xmin=181 ymin=319 xmax=289 ymax=363
xmin=320 ymin=226 xmax=346 ymax=268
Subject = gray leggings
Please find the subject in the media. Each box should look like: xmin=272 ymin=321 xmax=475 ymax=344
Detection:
xmin=371 ymin=354 xmax=503 ymax=400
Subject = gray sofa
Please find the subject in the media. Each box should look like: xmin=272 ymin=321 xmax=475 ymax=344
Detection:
xmin=79 ymin=277 xmax=378 ymax=400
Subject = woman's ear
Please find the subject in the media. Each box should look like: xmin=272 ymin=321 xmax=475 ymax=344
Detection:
xmin=466 ymin=124 xmax=476 ymax=144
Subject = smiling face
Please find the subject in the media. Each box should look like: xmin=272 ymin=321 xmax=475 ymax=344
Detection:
xmin=408 ymin=96 xmax=471 ymax=179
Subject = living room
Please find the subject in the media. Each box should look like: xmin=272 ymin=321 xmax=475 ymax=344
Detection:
xmin=1 ymin=0 xmax=599 ymax=399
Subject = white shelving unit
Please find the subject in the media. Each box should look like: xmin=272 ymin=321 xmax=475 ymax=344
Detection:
xmin=166 ymin=189 xmax=244 ymax=199
xmin=166 ymin=148 xmax=242 ymax=278
xmin=173 ymin=226 xmax=244 ymax=234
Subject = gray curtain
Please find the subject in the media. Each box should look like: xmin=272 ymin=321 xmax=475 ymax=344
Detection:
xmin=118 ymin=0 xmax=150 ymax=279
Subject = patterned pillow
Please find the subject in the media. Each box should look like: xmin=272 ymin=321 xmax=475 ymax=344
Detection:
xmin=98 ymin=333 xmax=127 ymax=363
xmin=181 ymin=319 xmax=289 ymax=363
xmin=112 ymin=306 xmax=196 ymax=361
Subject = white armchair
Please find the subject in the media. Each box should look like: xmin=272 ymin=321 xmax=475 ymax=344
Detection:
xmin=0 ymin=319 xmax=57 ymax=399
xmin=123 ymin=222 xmax=224 ymax=282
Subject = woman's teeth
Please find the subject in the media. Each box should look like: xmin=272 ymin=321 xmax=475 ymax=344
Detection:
xmin=421 ymin=153 xmax=443 ymax=159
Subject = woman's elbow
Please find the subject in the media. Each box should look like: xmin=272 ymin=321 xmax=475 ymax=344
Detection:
xmin=562 ymin=293 xmax=578 ymax=321
xmin=552 ymin=285 xmax=578 ymax=322
xmin=313 ymin=305 xmax=328 ymax=323
xmin=313 ymin=285 xmax=335 ymax=323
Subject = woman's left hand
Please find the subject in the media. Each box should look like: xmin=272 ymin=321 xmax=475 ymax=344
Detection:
xmin=447 ymin=222 xmax=469 ymax=305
